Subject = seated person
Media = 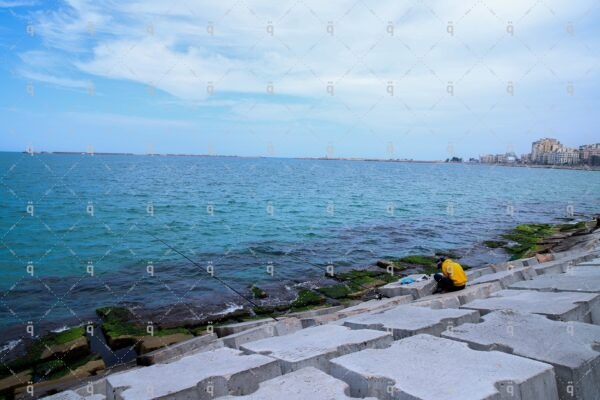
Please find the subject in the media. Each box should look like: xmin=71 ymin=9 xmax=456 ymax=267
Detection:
xmin=433 ymin=257 xmax=467 ymax=294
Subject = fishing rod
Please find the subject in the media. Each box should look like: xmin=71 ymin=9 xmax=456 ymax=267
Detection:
xmin=140 ymin=228 xmax=279 ymax=322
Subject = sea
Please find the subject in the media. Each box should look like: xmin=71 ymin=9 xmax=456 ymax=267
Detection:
xmin=0 ymin=152 xmax=598 ymax=346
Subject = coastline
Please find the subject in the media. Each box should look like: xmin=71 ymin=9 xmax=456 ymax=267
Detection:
xmin=1 ymin=216 xmax=598 ymax=397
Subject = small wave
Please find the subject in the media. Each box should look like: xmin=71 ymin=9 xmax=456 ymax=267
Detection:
xmin=216 ymin=303 xmax=244 ymax=316
xmin=51 ymin=325 xmax=70 ymax=333
xmin=0 ymin=339 xmax=21 ymax=353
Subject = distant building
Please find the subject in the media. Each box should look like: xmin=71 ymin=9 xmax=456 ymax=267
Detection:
xmin=546 ymin=147 xmax=580 ymax=165
xmin=531 ymin=138 xmax=562 ymax=163
xmin=579 ymin=143 xmax=600 ymax=166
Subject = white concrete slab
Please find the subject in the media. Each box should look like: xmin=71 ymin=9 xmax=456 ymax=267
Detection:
xmin=343 ymin=305 xmax=480 ymax=340
xmin=222 ymin=318 xmax=302 ymax=349
xmin=577 ymin=257 xmax=600 ymax=266
xmin=106 ymin=347 xmax=280 ymax=400
xmin=330 ymin=334 xmax=559 ymax=400
xmin=240 ymin=324 xmax=392 ymax=374
xmin=410 ymin=283 xmax=501 ymax=309
xmin=468 ymin=267 xmax=537 ymax=289
xmin=465 ymin=266 xmax=495 ymax=279
xmin=44 ymin=392 xmax=105 ymax=400
xmin=219 ymin=367 xmax=377 ymax=400
xmin=443 ymin=310 xmax=600 ymax=400
xmin=300 ymin=295 xmax=413 ymax=327
xmin=509 ymin=266 xmax=600 ymax=294
xmin=378 ymin=275 xmax=436 ymax=299
xmin=461 ymin=289 xmax=600 ymax=324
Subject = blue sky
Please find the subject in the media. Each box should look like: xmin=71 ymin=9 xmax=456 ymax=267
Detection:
xmin=0 ymin=0 xmax=599 ymax=159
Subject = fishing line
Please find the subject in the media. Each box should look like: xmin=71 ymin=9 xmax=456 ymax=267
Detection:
xmin=140 ymin=228 xmax=279 ymax=322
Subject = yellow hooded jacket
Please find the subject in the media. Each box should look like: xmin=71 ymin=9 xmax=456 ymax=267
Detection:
xmin=441 ymin=259 xmax=468 ymax=287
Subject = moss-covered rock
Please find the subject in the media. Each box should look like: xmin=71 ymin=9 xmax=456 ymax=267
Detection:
xmin=483 ymin=240 xmax=507 ymax=249
xmin=501 ymin=223 xmax=555 ymax=260
xmin=250 ymin=285 xmax=268 ymax=299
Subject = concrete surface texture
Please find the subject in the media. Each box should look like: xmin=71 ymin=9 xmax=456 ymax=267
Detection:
xmin=343 ymin=305 xmax=480 ymax=339
xmin=329 ymin=334 xmax=559 ymax=400
xmin=442 ymin=310 xmax=600 ymax=400
xmin=460 ymin=289 xmax=600 ymax=324
xmin=218 ymin=367 xmax=378 ymax=400
xmin=509 ymin=265 xmax=600 ymax=294
xmin=106 ymin=347 xmax=280 ymax=400
xmin=240 ymin=324 xmax=393 ymax=373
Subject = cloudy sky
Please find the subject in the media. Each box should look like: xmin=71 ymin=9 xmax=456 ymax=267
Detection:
xmin=0 ymin=0 xmax=599 ymax=159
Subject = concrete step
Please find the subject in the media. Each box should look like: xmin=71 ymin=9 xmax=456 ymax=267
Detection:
xmin=343 ymin=305 xmax=479 ymax=340
xmin=468 ymin=267 xmax=537 ymax=289
xmin=442 ymin=310 xmax=600 ymax=400
xmin=218 ymin=367 xmax=378 ymax=400
xmin=461 ymin=289 xmax=600 ymax=324
xmin=577 ymin=257 xmax=600 ymax=266
xmin=378 ymin=275 xmax=436 ymax=299
xmin=222 ymin=318 xmax=302 ymax=349
xmin=44 ymin=392 xmax=105 ymax=400
xmin=239 ymin=324 xmax=392 ymax=374
xmin=330 ymin=334 xmax=559 ymax=400
xmin=509 ymin=266 xmax=600 ymax=294
xmin=465 ymin=266 xmax=495 ymax=279
xmin=300 ymin=295 xmax=413 ymax=327
xmin=410 ymin=282 xmax=501 ymax=309
xmin=105 ymin=347 xmax=281 ymax=400
xmin=136 ymin=332 xmax=222 ymax=365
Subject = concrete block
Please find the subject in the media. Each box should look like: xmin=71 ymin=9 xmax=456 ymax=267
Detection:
xmin=240 ymin=324 xmax=392 ymax=374
xmin=330 ymin=334 xmax=559 ymax=400
xmin=300 ymin=295 xmax=413 ymax=327
xmin=466 ymin=266 xmax=495 ymax=279
xmin=461 ymin=289 xmax=600 ymax=324
xmin=222 ymin=318 xmax=302 ymax=349
xmin=411 ymin=283 xmax=501 ymax=309
xmin=215 ymin=318 xmax=285 ymax=337
xmin=343 ymin=305 xmax=480 ymax=340
xmin=136 ymin=333 xmax=223 ymax=365
xmin=510 ymin=266 xmax=600 ymax=294
xmin=106 ymin=347 xmax=280 ymax=400
xmin=468 ymin=267 xmax=537 ymax=289
xmin=378 ymin=275 xmax=436 ymax=299
xmin=219 ymin=367 xmax=378 ymax=400
xmin=491 ymin=260 xmax=524 ymax=272
xmin=443 ymin=310 xmax=600 ymax=400
xmin=44 ymin=392 xmax=105 ymax=400
xmin=577 ymin=257 xmax=600 ymax=266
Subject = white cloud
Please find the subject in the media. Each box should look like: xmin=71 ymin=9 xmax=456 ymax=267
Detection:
xmin=0 ymin=0 xmax=38 ymax=7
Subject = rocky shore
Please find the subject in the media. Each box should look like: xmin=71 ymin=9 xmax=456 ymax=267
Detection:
xmin=1 ymin=217 xmax=598 ymax=399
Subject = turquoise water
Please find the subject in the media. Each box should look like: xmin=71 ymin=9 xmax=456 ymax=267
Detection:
xmin=0 ymin=152 xmax=598 ymax=340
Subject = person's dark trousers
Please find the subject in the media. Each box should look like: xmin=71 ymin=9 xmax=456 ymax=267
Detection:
xmin=434 ymin=274 xmax=465 ymax=292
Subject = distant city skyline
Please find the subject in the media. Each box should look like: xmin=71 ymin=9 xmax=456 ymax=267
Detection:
xmin=1 ymin=1 xmax=599 ymax=160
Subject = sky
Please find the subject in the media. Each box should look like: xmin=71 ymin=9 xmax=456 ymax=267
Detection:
xmin=0 ymin=0 xmax=599 ymax=159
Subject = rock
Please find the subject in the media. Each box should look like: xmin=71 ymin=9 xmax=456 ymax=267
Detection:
xmin=0 ymin=369 xmax=31 ymax=396
xmin=41 ymin=337 xmax=90 ymax=363
xmin=443 ymin=310 xmax=600 ymax=400
xmin=219 ymin=367 xmax=378 ymax=400
xmin=535 ymin=253 xmax=555 ymax=263
xmin=107 ymin=348 xmax=280 ymax=400
xmin=461 ymin=289 xmax=600 ymax=324
xmin=240 ymin=325 xmax=392 ymax=374
xmin=135 ymin=333 xmax=194 ymax=354
xmin=376 ymin=259 xmax=392 ymax=268
xmin=343 ymin=305 xmax=480 ymax=340
xmin=136 ymin=333 xmax=222 ymax=366
xmin=44 ymin=390 xmax=105 ymax=399
xmin=330 ymin=334 xmax=559 ymax=399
